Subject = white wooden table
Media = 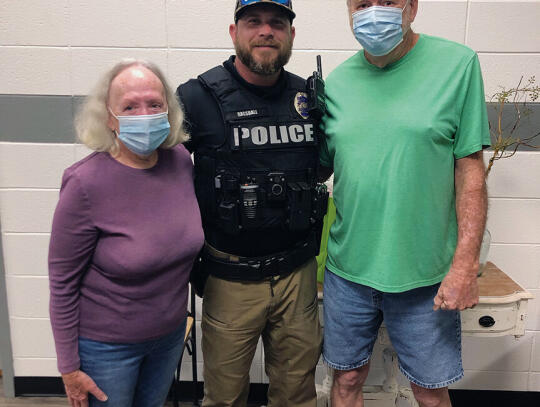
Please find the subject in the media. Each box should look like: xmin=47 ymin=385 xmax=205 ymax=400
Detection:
xmin=315 ymin=262 xmax=534 ymax=407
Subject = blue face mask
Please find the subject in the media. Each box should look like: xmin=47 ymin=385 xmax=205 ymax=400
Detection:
xmin=352 ymin=3 xmax=408 ymax=57
xmin=110 ymin=110 xmax=170 ymax=156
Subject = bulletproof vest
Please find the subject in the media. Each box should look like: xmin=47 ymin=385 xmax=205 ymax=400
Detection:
xmin=193 ymin=66 xmax=327 ymax=236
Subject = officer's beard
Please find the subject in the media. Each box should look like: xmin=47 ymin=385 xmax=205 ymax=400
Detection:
xmin=235 ymin=40 xmax=293 ymax=76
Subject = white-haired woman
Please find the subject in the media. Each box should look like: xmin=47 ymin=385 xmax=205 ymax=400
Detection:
xmin=48 ymin=59 xmax=204 ymax=407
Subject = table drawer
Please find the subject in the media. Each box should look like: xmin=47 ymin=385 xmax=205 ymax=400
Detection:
xmin=461 ymin=303 xmax=522 ymax=336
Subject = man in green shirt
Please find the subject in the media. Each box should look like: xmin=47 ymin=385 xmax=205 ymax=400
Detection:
xmin=319 ymin=1 xmax=490 ymax=406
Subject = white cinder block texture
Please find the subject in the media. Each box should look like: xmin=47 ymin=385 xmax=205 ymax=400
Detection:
xmin=487 ymin=244 xmax=540 ymax=290
xmin=0 ymin=0 xmax=70 ymax=46
xmin=526 ymin=289 xmax=539 ymax=331
xmin=0 ymin=47 xmax=71 ymax=95
xmin=291 ymin=0 xmax=358 ymax=50
xmin=462 ymin=334 xmax=533 ymax=372
xmin=74 ymin=144 xmax=94 ymax=162
xmin=168 ymin=50 xmax=233 ymax=89
xmin=69 ymin=0 xmax=167 ymax=48
xmin=532 ymin=332 xmax=540 ymax=372
xmin=413 ymin=0 xmax=468 ymax=44
xmin=0 ymin=190 xmax=59 ymax=233
xmin=0 ymin=143 xmax=75 ymax=189
xmin=530 ymin=373 xmax=540 ymax=391
xmin=6 ymin=276 xmax=50 ymax=318
xmin=71 ymin=48 xmax=168 ymax=96
xmin=10 ymin=318 xmax=56 ymax=358
xmin=486 ymin=199 xmax=540 ymax=244
xmin=452 ymin=371 xmax=529 ymax=391
xmin=467 ymin=1 xmax=540 ymax=52
xmin=2 ymin=234 xmax=50 ymax=277
xmin=166 ymin=0 xmax=235 ymax=49
xmin=479 ymin=54 xmax=540 ymax=98
xmin=255 ymin=339 xmax=264 ymax=365
xmin=249 ymin=364 xmax=263 ymax=383
xmin=13 ymin=358 xmax=59 ymax=377
xmin=178 ymin=360 xmax=203 ymax=382
xmin=288 ymin=50 xmax=357 ymax=81
xmin=485 ymin=152 xmax=540 ymax=199
xmin=194 ymin=292 xmax=202 ymax=320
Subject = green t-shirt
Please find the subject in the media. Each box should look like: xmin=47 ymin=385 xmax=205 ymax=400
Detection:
xmin=319 ymin=34 xmax=491 ymax=292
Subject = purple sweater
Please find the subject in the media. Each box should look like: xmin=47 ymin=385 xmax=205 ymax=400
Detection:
xmin=48 ymin=145 xmax=204 ymax=374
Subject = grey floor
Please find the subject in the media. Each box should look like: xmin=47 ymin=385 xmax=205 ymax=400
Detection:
xmin=0 ymin=378 xmax=264 ymax=407
xmin=0 ymin=377 xmax=195 ymax=407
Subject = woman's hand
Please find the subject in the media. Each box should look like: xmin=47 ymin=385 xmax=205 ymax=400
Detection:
xmin=62 ymin=370 xmax=108 ymax=407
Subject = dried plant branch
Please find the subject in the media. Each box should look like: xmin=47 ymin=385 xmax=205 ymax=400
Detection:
xmin=485 ymin=76 xmax=540 ymax=177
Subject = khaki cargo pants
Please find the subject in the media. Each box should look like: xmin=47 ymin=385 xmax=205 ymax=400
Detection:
xmin=201 ymin=257 xmax=322 ymax=407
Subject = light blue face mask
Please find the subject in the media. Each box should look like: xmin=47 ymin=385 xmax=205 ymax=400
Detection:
xmin=352 ymin=2 xmax=409 ymax=57
xmin=110 ymin=110 xmax=170 ymax=156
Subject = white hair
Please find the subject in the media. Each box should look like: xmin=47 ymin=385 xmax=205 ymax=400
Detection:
xmin=75 ymin=59 xmax=188 ymax=154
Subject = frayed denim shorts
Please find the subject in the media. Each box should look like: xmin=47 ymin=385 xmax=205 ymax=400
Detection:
xmin=322 ymin=269 xmax=463 ymax=389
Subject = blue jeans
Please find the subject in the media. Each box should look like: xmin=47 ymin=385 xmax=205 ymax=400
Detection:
xmin=78 ymin=320 xmax=186 ymax=407
xmin=323 ymin=269 xmax=463 ymax=389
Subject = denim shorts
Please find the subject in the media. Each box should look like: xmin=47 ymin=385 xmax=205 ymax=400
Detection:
xmin=322 ymin=269 xmax=463 ymax=389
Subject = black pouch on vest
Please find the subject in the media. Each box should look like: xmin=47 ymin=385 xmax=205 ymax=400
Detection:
xmin=217 ymin=173 xmax=241 ymax=235
xmin=287 ymin=182 xmax=311 ymax=231
xmin=194 ymin=156 xmax=217 ymax=218
xmin=312 ymin=183 xmax=329 ymax=221
xmin=189 ymin=251 xmax=209 ymax=298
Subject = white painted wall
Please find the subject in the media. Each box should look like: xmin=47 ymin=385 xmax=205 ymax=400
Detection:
xmin=1 ymin=0 xmax=539 ymax=391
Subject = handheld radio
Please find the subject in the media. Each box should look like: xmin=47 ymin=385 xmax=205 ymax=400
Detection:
xmin=307 ymin=55 xmax=326 ymax=118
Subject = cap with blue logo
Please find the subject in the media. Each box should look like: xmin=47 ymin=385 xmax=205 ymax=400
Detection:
xmin=235 ymin=0 xmax=295 ymax=22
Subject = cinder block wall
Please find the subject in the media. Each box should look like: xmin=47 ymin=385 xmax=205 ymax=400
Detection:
xmin=0 ymin=0 xmax=539 ymax=392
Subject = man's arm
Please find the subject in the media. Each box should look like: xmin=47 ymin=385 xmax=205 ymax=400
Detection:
xmin=176 ymin=83 xmax=196 ymax=154
xmin=318 ymin=164 xmax=333 ymax=183
xmin=433 ymin=151 xmax=487 ymax=311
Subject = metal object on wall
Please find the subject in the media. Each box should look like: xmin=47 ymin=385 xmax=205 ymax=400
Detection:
xmin=0 ymin=219 xmax=15 ymax=398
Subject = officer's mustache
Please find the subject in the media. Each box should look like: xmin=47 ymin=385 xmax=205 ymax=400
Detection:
xmin=251 ymin=41 xmax=280 ymax=49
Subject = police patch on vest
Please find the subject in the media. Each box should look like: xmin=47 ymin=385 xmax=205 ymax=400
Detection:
xmin=232 ymin=123 xmax=316 ymax=150
xmin=294 ymin=92 xmax=309 ymax=120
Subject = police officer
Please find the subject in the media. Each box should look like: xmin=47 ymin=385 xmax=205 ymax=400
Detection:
xmin=176 ymin=1 xmax=324 ymax=406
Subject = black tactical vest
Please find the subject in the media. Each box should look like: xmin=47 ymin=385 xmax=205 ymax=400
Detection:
xmin=193 ymin=66 xmax=327 ymax=236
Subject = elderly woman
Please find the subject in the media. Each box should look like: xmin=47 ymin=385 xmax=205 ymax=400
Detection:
xmin=48 ymin=59 xmax=204 ymax=407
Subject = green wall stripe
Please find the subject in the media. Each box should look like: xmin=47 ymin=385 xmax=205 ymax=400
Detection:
xmin=0 ymin=95 xmax=539 ymax=150
xmin=0 ymin=95 xmax=84 ymax=144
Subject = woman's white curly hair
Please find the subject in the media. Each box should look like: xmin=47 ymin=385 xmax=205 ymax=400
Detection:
xmin=75 ymin=59 xmax=188 ymax=154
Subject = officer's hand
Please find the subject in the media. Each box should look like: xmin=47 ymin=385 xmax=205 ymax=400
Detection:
xmin=433 ymin=267 xmax=479 ymax=311
xmin=62 ymin=369 xmax=107 ymax=407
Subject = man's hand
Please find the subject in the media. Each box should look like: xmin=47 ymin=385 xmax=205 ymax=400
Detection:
xmin=433 ymin=267 xmax=479 ymax=311
xmin=62 ymin=369 xmax=107 ymax=407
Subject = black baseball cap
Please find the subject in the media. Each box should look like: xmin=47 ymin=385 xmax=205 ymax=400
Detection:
xmin=235 ymin=0 xmax=295 ymax=22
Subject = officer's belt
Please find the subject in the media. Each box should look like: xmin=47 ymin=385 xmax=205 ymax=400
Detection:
xmin=202 ymin=236 xmax=317 ymax=282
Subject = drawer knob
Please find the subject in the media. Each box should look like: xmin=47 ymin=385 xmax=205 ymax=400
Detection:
xmin=479 ymin=316 xmax=495 ymax=328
